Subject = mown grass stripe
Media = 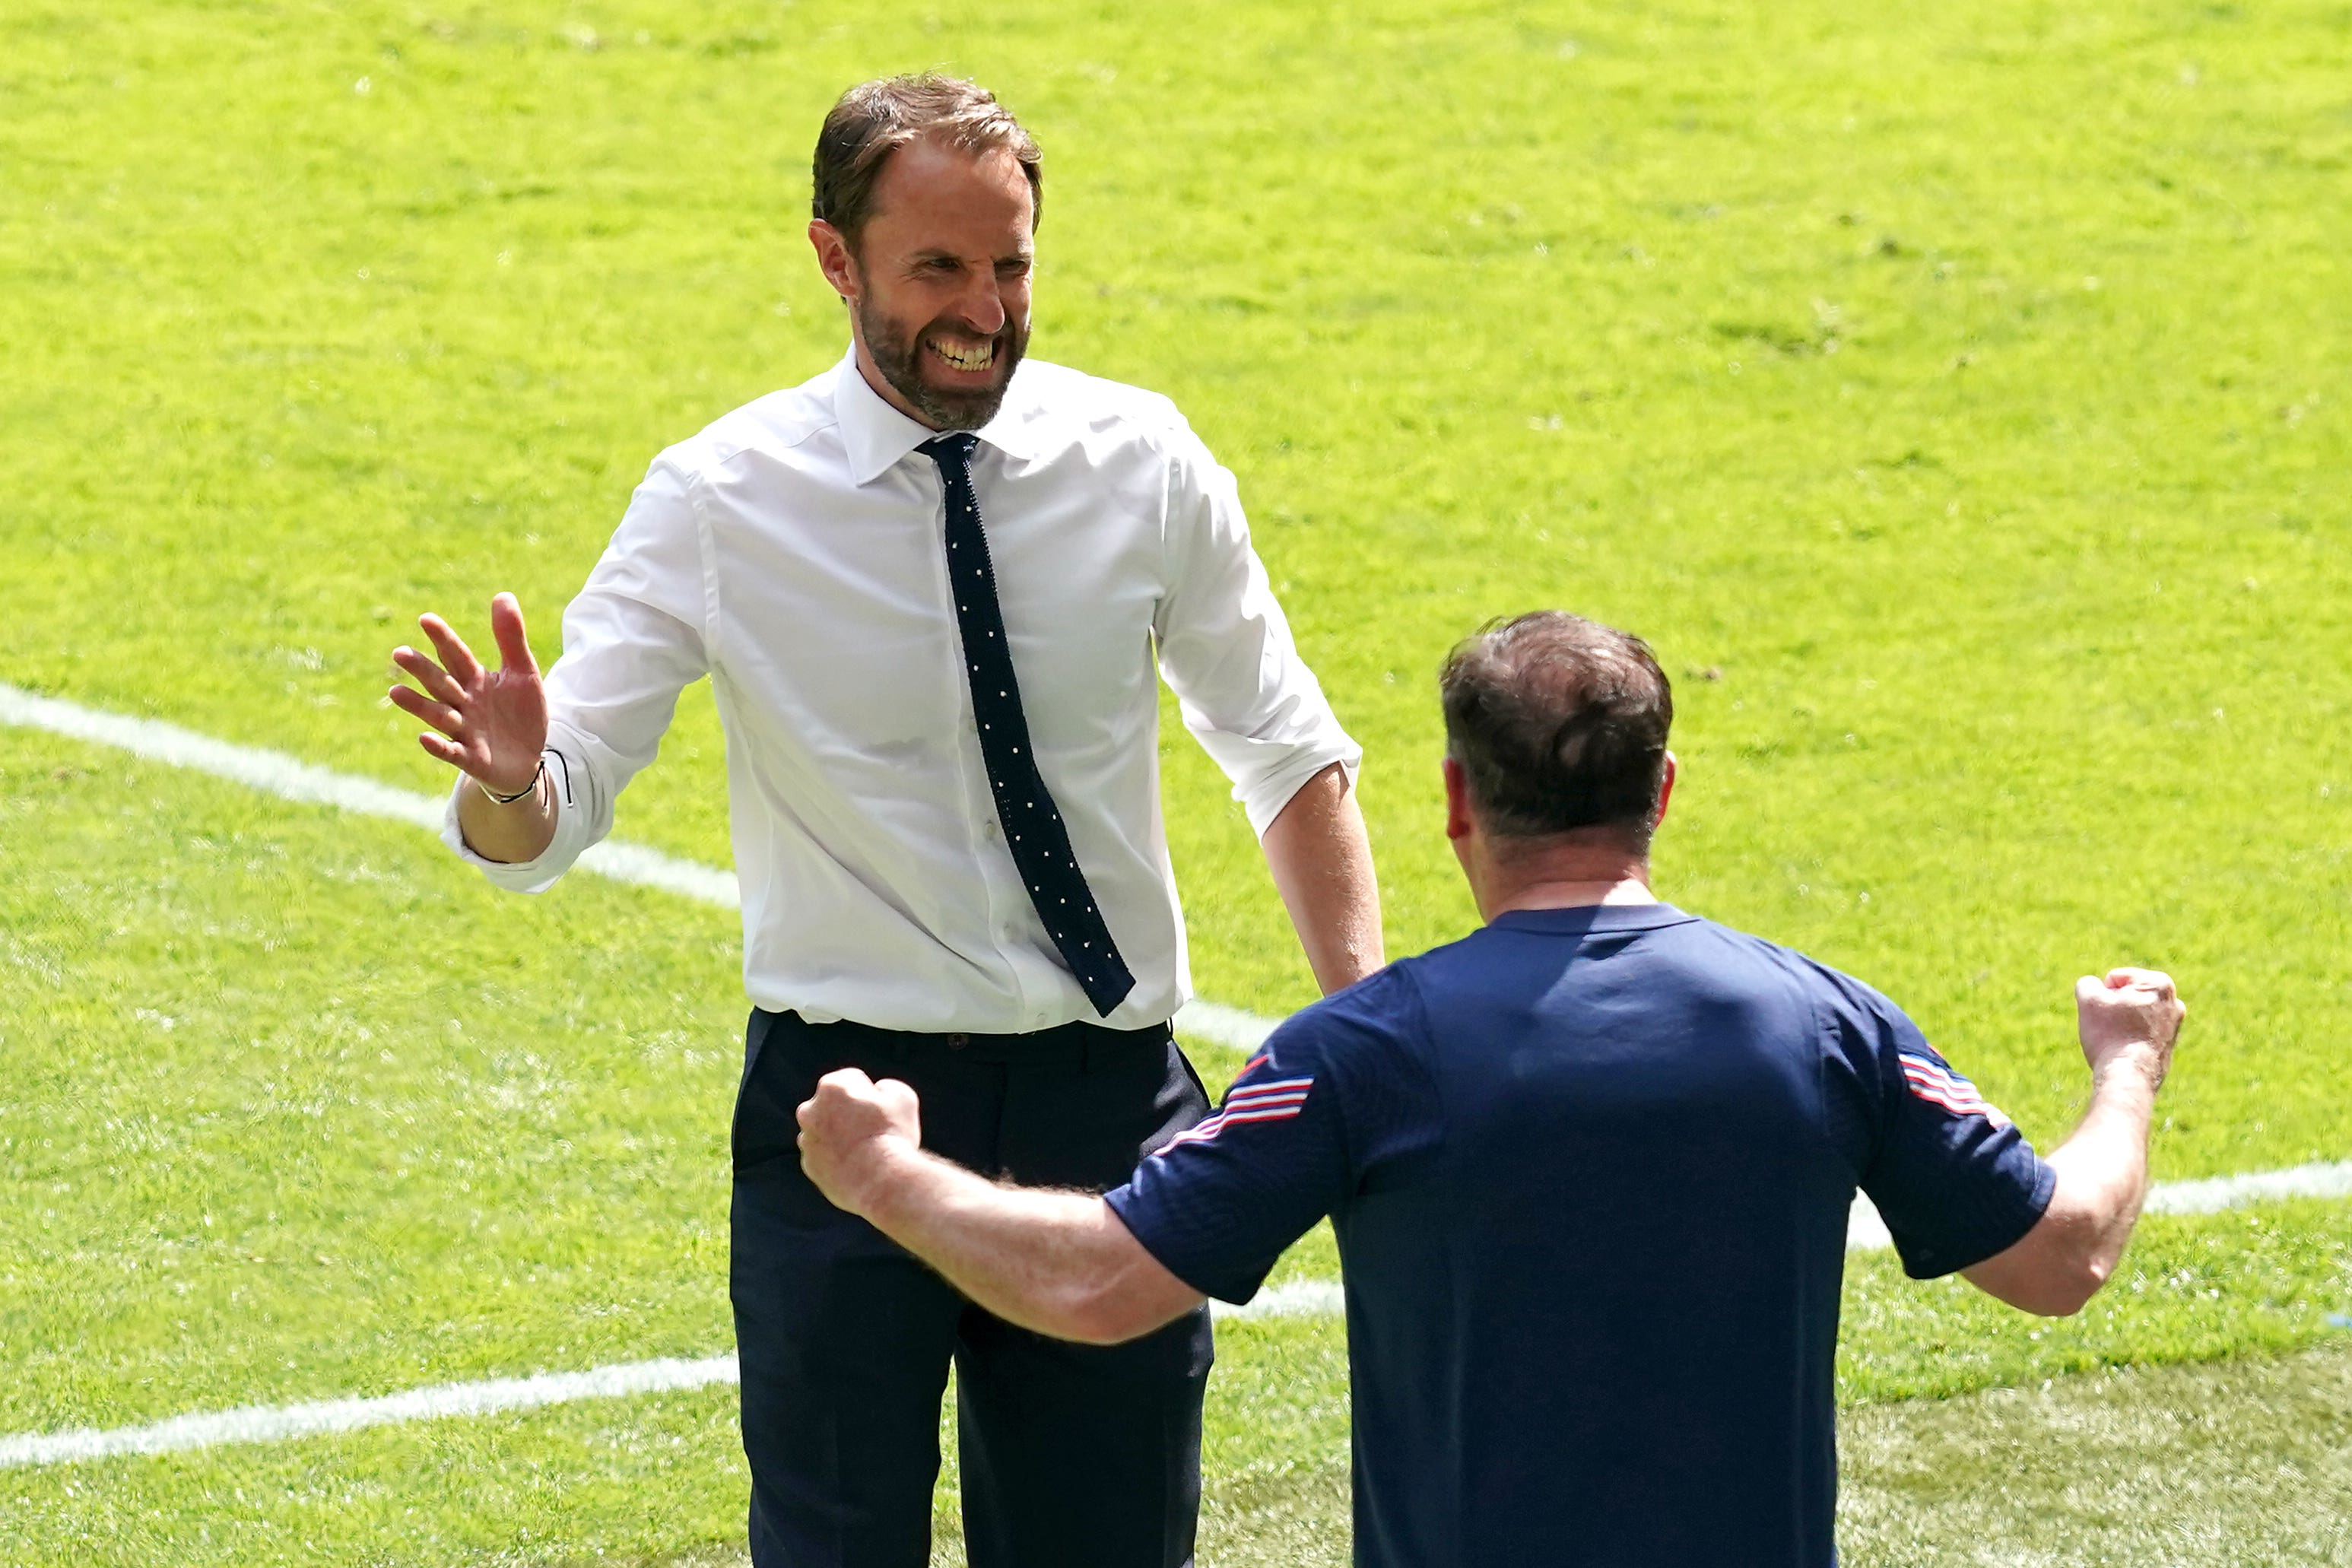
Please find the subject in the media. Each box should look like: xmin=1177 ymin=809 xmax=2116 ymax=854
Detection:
xmin=0 ymin=682 xmax=1270 ymax=1043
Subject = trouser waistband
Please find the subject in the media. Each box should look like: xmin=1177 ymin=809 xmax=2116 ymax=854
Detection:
xmin=756 ymin=1008 xmax=1173 ymax=1068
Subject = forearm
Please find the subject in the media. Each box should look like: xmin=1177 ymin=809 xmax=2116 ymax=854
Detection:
xmin=454 ymin=766 xmax=560 ymax=864
xmin=862 ymin=1149 xmax=1199 ymax=1344
xmin=1964 ymin=1059 xmax=2160 ymax=1314
xmin=1962 ymin=969 xmax=2183 ymax=1316
xmin=1262 ymin=763 xmax=1384 ymax=994
xmin=2041 ymin=1063 xmax=2160 ymax=1280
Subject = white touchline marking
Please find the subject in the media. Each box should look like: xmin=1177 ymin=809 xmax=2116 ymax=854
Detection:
xmin=0 ymin=682 xmax=1272 ymax=1046
xmin=0 ymin=1356 xmax=738 ymax=1471
xmin=1217 ymin=1278 xmax=1345 ymax=1320
xmin=14 ymin=1164 xmax=2351 ymax=1471
xmin=1843 ymin=1157 xmax=2352 ymax=1252
xmin=2140 ymin=1157 xmax=2352 ymax=1216
xmin=1173 ymin=997 xmax=1281 ymax=1055
xmin=8 ymin=685 xmax=2352 ymax=1466
xmin=14 ymin=1141 xmax=2351 ymax=1472
xmin=0 ymin=1294 xmax=1338 ymax=1471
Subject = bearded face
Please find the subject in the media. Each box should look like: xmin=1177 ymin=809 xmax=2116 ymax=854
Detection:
xmin=816 ymin=138 xmax=1040 ymax=433
xmin=855 ymin=284 xmax=1030 ymax=431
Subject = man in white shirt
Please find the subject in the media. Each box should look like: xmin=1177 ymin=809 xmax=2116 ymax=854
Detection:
xmin=389 ymin=74 xmax=1382 ymax=1568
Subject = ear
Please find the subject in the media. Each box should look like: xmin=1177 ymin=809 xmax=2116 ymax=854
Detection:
xmin=1443 ymin=756 xmax=1474 ymax=843
xmin=808 ymin=219 xmax=861 ymax=303
xmin=1652 ymin=752 xmax=1678 ymax=831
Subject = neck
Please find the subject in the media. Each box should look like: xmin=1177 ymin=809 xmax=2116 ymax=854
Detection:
xmin=1469 ymin=840 xmax=1656 ymax=922
xmin=1484 ymin=874 xmax=1655 ymax=920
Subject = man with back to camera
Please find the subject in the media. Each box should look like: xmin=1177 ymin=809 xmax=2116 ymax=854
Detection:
xmin=796 ymin=610 xmax=2189 ymax=1566
xmin=385 ymin=75 xmax=1384 ymax=1567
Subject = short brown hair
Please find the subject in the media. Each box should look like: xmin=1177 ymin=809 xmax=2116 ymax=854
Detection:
xmin=1439 ymin=611 xmax=1674 ymax=849
xmin=811 ymin=74 xmax=1043 ymax=250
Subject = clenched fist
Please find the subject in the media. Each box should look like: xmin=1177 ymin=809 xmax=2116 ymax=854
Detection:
xmin=2074 ymin=967 xmax=2186 ymax=1091
xmin=797 ymin=1068 xmax=925 ymax=1219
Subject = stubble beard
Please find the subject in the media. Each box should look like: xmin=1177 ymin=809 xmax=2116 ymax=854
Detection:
xmin=857 ymin=294 xmax=1028 ymax=432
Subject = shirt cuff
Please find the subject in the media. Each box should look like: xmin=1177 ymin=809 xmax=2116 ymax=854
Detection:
xmin=436 ymin=751 xmax=587 ymax=894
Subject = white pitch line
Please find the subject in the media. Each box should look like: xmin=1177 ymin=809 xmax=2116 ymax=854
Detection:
xmin=1172 ymin=996 xmax=1282 ymax=1055
xmin=14 ymin=1163 xmax=2352 ymax=1471
xmin=1219 ymin=1278 xmax=1345 ymax=1320
xmin=2142 ymin=1157 xmax=2352 ymax=1216
xmin=1842 ymin=1157 xmax=2352 ymax=1253
xmin=0 ymin=682 xmax=447 ymax=833
xmin=0 ymin=1356 xmax=738 ymax=1471
xmin=0 ymin=681 xmax=1276 ymax=1047
xmin=0 ymin=1286 xmax=1339 ymax=1471
xmin=11 ymin=683 xmax=2352 ymax=1468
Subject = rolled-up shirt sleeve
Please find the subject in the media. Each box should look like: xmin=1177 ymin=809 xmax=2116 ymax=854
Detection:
xmin=441 ymin=455 xmax=713 ymax=891
xmin=1152 ymin=425 xmax=1360 ymax=838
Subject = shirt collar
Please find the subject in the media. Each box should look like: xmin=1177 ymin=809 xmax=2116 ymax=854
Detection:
xmin=831 ymin=342 xmax=1044 ymax=486
xmin=1489 ymin=902 xmax=1697 ymax=937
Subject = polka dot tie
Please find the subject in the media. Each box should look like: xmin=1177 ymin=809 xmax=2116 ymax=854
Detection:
xmin=919 ymin=434 xmax=1138 ymax=1017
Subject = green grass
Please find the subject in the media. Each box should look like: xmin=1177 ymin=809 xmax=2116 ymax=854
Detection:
xmin=6 ymin=0 xmax=2352 ymax=1560
xmin=1840 ymin=1333 xmax=2352 ymax=1566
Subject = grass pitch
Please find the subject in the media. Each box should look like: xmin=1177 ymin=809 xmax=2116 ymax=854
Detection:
xmin=5 ymin=0 xmax=2350 ymax=1561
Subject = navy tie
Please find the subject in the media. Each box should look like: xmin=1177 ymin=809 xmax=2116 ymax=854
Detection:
xmin=919 ymin=434 xmax=1137 ymax=1018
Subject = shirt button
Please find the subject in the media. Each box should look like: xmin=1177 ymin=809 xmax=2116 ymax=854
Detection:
xmin=983 ymin=821 xmax=999 ymax=840
xmin=946 ymin=1033 xmax=970 ymax=1050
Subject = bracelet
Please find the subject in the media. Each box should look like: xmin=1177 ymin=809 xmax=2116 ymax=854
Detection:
xmin=478 ymin=757 xmax=545 ymax=806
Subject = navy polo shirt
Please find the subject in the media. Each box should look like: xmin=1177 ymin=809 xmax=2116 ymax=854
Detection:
xmin=1106 ymin=903 xmax=2052 ymax=1567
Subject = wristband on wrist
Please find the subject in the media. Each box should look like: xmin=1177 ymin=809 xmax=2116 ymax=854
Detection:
xmin=478 ymin=756 xmax=545 ymax=806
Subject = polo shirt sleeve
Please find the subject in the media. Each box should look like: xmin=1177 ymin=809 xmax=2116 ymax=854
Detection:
xmin=1106 ymin=970 xmax=1415 ymax=1304
xmin=1824 ymin=973 xmax=2056 ymax=1279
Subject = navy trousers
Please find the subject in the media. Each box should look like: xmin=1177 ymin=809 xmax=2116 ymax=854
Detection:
xmin=730 ymin=1008 xmax=1215 ymax=1568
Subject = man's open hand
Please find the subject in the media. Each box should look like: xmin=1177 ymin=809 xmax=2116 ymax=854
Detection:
xmin=798 ymin=1069 xmax=924 ymax=1219
xmin=389 ymin=592 xmax=548 ymax=797
xmin=2075 ymin=967 xmax=2185 ymax=1090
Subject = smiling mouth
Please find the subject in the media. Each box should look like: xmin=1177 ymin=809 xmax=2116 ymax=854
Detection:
xmin=926 ymin=335 xmax=996 ymax=373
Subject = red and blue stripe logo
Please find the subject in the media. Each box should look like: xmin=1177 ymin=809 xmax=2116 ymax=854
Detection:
xmin=1155 ymin=1055 xmax=1312 ymax=1156
xmin=1900 ymin=1051 xmax=2011 ymax=1129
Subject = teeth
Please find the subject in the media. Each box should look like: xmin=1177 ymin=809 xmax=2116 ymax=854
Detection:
xmin=929 ymin=337 xmax=993 ymax=371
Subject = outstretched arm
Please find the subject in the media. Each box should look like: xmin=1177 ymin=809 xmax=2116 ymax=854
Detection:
xmin=1963 ymin=968 xmax=2186 ymax=1316
xmin=1262 ymin=762 xmax=1384 ymax=995
xmin=797 ymin=1070 xmax=1205 ymax=1344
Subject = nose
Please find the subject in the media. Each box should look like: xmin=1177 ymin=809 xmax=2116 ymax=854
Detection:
xmin=954 ymin=266 xmax=1006 ymax=337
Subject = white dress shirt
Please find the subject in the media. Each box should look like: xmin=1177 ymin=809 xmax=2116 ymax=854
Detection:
xmin=443 ymin=347 xmax=1359 ymax=1033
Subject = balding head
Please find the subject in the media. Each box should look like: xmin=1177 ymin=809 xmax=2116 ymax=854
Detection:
xmin=1439 ymin=611 xmax=1674 ymax=854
